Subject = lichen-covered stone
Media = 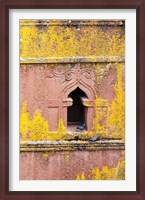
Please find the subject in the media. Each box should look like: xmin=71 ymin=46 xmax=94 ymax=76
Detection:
xmin=20 ymin=20 xmax=125 ymax=61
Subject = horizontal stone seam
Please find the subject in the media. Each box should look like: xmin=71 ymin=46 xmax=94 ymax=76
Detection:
xmin=20 ymin=140 xmax=125 ymax=151
xmin=20 ymin=56 xmax=125 ymax=64
xmin=20 ymin=143 xmax=125 ymax=145
xmin=20 ymin=147 xmax=125 ymax=152
xmin=20 ymin=139 xmax=125 ymax=144
xmin=20 ymin=143 xmax=125 ymax=146
xmin=20 ymin=20 xmax=125 ymax=26
xmin=20 ymin=141 xmax=125 ymax=145
xmin=21 ymin=145 xmax=125 ymax=149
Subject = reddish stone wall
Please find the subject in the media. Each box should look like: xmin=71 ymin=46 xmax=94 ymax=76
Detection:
xmin=20 ymin=150 xmax=123 ymax=180
xmin=20 ymin=63 xmax=118 ymax=131
xmin=20 ymin=20 xmax=125 ymax=133
xmin=20 ymin=20 xmax=125 ymax=180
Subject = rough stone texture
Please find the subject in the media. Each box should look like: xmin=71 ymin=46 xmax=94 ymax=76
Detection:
xmin=20 ymin=20 xmax=125 ymax=180
xmin=20 ymin=20 xmax=125 ymax=131
xmin=98 ymin=67 xmax=117 ymax=102
xmin=20 ymin=20 xmax=125 ymax=58
xmin=20 ymin=139 xmax=125 ymax=151
xmin=20 ymin=56 xmax=125 ymax=64
xmin=20 ymin=149 xmax=124 ymax=180
xmin=20 ymin=63 xmax=120 ymax=131
xmin=20 ymin=19 xmax=125 ymax=26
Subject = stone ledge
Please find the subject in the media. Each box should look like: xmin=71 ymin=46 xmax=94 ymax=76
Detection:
xmin=20 ymin=20 xmax=125 ymax=26
xmin=20 ymin=56 xmax=125 ymax=64
xmin=20 ymin=139 xmax=125 ymax=152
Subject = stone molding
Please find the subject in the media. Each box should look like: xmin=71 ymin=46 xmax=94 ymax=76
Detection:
xmin=20 ymin=139 xmax=125 ymax=152
xmin=20 ymin=20 xmax=125 ymax=26
xmin=20 ymin=56 xmax=125 ymax=64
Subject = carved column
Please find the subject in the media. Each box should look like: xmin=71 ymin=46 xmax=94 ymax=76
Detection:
xmin=62 ymin=98 xmax=73 ymax=127
xmin=82 ymin=99 xmax=94 ymax=131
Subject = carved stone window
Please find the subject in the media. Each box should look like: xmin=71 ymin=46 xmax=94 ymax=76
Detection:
xmin=67 ymin=87 xmax=87 ymax=129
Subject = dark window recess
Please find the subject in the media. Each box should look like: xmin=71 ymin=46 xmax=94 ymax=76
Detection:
xmin=67 ymin=88 xmax=87 ymax=125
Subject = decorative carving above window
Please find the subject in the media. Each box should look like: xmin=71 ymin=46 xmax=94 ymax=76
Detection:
xmin=46 ymin=63 xmax=111 ymax=84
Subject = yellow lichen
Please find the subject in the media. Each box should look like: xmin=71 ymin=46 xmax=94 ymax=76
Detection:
xmin=45 ymin=119 xmax=67 ymax=141
xmin=56 ymin=118 xmax=67 ymax=135
xmin=20 ymin=20 xmax=125 ymax=61
xmin=115 ymin=157 xmax=125 ymax=179
xmin=92 ymin=63 xmax=125 ymax=139
xmin=75 ymin=157 xmax=125 ymax=180
xmin=29 ymin=111 xmax=49 ymax=140
xmin=46 ymin=118 xmax=67 ymax=140
xmin=93 ymin=97 xmax=105 ymax=132
xmin=107 ymin=64 xmax=125 ymax=138
xmin=81 ymin=131 xmax=98 ymax=140
xmin=20 ymin=104 xmax=68 ymax=141
xmin=110 ymin=34 xmax=125 ymax=56
xmin=42 ymin=152 xmax=49 ymax=159
xmin=20 ymin=63 xmax=125 ymax=141
xmin=93 ymin=96 xmax=109 ymax=137
xmin=76 ymin=172 xmax=86 ymax=180
xmin=65 ymin=151 xmax=70 ymax=163
xmin=20 ymin=20 xmax=125 ymax=140
xmin=20 ymin=101 xmax=31 ymax=137
xmin=91 ymin=157 xmax=125 ymax=180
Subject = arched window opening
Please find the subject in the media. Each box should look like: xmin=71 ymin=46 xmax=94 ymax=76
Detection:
xmin=67 ymin=87 xmax=88 ymax=131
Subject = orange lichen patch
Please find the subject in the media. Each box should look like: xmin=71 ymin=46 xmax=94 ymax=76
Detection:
xmin=20 ymin=20 xmax=125 ymax=60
